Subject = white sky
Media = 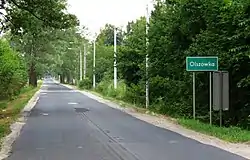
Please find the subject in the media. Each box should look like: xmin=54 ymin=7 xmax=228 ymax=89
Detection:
xmin=67 ymin=0 xmax=154 ymax=39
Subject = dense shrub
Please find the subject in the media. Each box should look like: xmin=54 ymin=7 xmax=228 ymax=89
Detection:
xmin=78 ymin=78 xmax=92 ymax=90
xmin=0 ymin=39 xmax=27 ymax=100
xmin=124 ymin=81 xmax=145 ymax=106
xmin=96 ymin=79 xmax=127 ymax=100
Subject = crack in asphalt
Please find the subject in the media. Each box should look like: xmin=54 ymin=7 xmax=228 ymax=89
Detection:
xmin=77 ymin=112 xmax=141 ymax=160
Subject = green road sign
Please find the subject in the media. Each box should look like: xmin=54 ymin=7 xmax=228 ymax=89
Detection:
xmin=186 ymin=56 xmax=218 ymax=71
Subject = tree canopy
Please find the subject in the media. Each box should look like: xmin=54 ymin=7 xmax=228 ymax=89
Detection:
xmin=0 ymin=0 xmax=78 ymax=33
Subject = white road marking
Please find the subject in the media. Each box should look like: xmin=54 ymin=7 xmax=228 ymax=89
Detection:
xmin=68 ymin=102 xmax=78 ymax=105
xmin=169 ymin=140 xmax=178 ymax=144
xmin=40 ymin=90 xmax=77 ymax=93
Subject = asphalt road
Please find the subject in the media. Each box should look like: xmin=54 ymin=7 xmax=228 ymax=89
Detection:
xmin=7 ymin=79 xmax=247 ymax=160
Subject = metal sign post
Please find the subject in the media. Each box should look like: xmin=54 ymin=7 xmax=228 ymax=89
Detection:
xmin=213 ymin=71 xmax=229 ymax=127
xmin=114 ymin=28 xmax=117 ymax=89
xmin=93 ymin=40 xmax=96 ymax=88
xmin=83 ymin=44 xmax=87 ymax=80
xmin=186 ymin=56 xmax=218 ymax=121
xmin=209 ymin=72 xmax=212 ymax=125
xmin=145 ymin=3 xmax=150 ymax=109
xmin=219 ymin=72 xmax=223 ymax=127
xmin=193 ymin=72 xmax=196 ymax=119
xmin=80 ymin=48 xmax=83 ymax=81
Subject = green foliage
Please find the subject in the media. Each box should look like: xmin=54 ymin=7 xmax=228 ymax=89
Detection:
xmin=118 ymin=17 xmax=146 ymax=86
xmin=149 ymin=76 xmax=192 ymax=117
xmin=178 ymin=119 xmax=250 ymax=143
xmin=124 ymin=82 xmax=145 ymax=106
xmin=2 ymin=0 xmax=78 ymax=33
xmin=78 ymin=78 xmax=92 ymax=90
xmin=94 ymin=45 xmax=113 ymax=83
xmin=0 ymin=39 xmax=27 ymax=99
xmin=95 ymin=72 xmax=127 ymax=100
xmin=96 ymin=80 xmax=127 ymax=100
xmin=96 ymin=24 xmax=124 ymax=46
xmin=0 ymin=101 xmax=7 ymax=109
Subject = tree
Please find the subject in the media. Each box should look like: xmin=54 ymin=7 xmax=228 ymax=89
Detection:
xmin=119 ymin=17 xmax=146 ymax=86
xmin=4 ymin=0 xmax=79 ymax=87
xmin=1 ymin=0 xmax=78 ymax=33
xmin=96 ymin=24 xmax=124 ymax=46
xmin=0 ymin=38 xmax=27 ymax=100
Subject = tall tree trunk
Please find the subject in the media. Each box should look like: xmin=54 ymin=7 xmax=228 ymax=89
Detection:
xmin=61 ymin=74 xmax=65 ymax=84
xmin=28 ymin=38 xmax=37 ymax=87
xmin=66 ymin=74 xmax=70 ymax=84
xmin=29 ymin=62 xmax=37 ymax=87
xmin=60 ymin=74 xmax=63 ymax=83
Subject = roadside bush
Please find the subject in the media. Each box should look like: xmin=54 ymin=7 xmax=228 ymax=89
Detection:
xmin=78 ymin=78 xmax=92 ymax=89
xmin=0 ymin=39 xmax=27 ymax=100
xmin=125 ymin=82 xmax=145 ymax=106
xmin=95 ymin=72 xmax=113 ymax=95
xmin=96 ymin=78 xmax=127 ymax=100
xmin=115 ymin=80 xmax=127 ymax=100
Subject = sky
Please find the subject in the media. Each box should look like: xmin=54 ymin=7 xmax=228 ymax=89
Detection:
xmin=67 ymin=0 xmax=154 ymax=39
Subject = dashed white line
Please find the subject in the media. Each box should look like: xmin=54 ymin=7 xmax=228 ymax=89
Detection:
xmin=68 ymin=102 xmax=78 ymax=105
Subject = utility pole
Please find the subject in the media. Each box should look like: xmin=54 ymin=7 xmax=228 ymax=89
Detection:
xmin=114 ymin=27 xmax=117 ymax=89
xmin=93 ymin=40 xmax=96 ymax=88
xmin=145 ymin=4 xmax=150 ymax=109
xmin=80 ymin=48 xmax=83 ymax=81
xmin=83 ymin=44 xmax=87 ymax=79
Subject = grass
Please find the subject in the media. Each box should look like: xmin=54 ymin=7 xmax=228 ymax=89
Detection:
xmin=178 ymin=118 xmax=250 ymax=143
xmin=0 ymin=82 xmax=42 ymax=140
xmin=0 ymin=101 xmax=8 ymax=109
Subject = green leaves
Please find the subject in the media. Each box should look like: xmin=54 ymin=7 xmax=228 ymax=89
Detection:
xmin=0 ymin=38 xmax=27 ymax=99
xmin=2 ymin=0 xmax=78 ymax=34
xmin=96 ymin=24 xmax=124 ymax=46
xmin=118 ymin=18 xmax=146 ymax=86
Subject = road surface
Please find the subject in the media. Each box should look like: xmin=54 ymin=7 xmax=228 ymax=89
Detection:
xmin=7 ymin=79 xmax=247 ymax=160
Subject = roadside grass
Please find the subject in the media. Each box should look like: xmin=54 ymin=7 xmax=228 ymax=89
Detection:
xmin=177 ymin=118 xmax=250 ymax=143
xmin=66 ymin=82 xmax=250 ymax=143
xmin=0 ymin=81 xmax=42 ymax=140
